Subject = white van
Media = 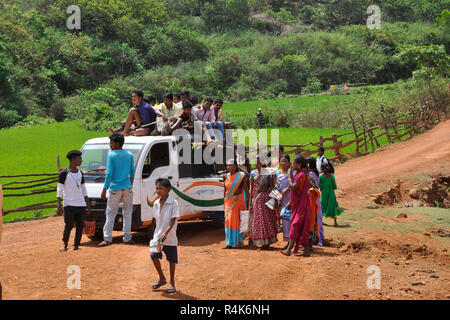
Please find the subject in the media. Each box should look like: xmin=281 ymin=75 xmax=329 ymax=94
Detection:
xmin=80 ymin=135 xmax=231 ymax=239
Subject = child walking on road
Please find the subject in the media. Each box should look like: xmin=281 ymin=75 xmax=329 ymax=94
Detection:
xmin=319 ymin=165 xmax=344 ymax=226
xmin=57 ymin=150 xmax=91 ymax=252
xmin=150 ymin=178 xmax=180 ymax=293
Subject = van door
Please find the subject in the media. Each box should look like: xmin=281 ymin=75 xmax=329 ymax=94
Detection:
xmin=176 ymin=143 xmax=225 ymax=219
xmin=140 ymin=140 xmax=177 ymax=222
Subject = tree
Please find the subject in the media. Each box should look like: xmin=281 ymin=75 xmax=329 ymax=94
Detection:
xmin=397 ymin=44 xmax=449 ymax=79
xmin=201 ymin=0 xmax=250 ymax=32
xmin=397 ymin=44 xmax=450 ymax=106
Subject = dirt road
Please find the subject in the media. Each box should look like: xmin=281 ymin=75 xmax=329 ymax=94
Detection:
xmin=1 ymin=120 xmax=449 ymax=300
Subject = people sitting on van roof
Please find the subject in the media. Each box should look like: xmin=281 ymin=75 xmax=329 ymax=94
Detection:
xmin=109 ymin=89 xmax=231 ymax=143
xmin=213 ymin=98 xmax=231 ymax=130
xmin=190 ymin=95 xmax=201 ymax=110
xmin=180 ymin=91 xmax=190 ymax=104
xmin=195 ymin=97 xmax=225 ymax=142
xmin=173 ymin=93 xmax=182 ymax=108
xmin=154 ymin=93 xmax=182 ymax=136
xmin=144 ymin=96 xmax=157 ymax=108
xmin=108 ymin=89 xmax=157 ymax=136
xmin=170 ymin=101 xmax=214 ymax=145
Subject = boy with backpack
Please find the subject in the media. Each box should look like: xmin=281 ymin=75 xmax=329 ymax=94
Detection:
xmin=57 ymin=150 xmax=92 ymax=252
xmin=316 ymin=147 xmax=334 ymax=174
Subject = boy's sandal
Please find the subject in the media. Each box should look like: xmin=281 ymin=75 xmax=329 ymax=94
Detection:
xmin=151 ymin=280 xmax=167 ymax=290
xmin=59 ymin=245 xmax=68 ymax=252
xmin=166 ymin=285 xmax=176 ymax=293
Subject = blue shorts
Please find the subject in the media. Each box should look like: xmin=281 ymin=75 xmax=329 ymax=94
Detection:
xmin=150 ymin=245 xmax=178 ymax=264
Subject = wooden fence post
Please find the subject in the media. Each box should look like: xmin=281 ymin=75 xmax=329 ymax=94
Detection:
xmin=348 ymin=112 xmax=360 ymax=154
xmin=392 ymin=120 xmax=400 ymax=142
xmin=380 ymin=106 xmax=392 ymax=144
xmin=368 ymin=125 xmax=381 ymax=148
xmin=360 ymin=114 xmax=368 ymax=154
xmin=331 ymin=133 xmax=341 ymax=159
xmin=367 ymin=129 xmax=377 ymax=152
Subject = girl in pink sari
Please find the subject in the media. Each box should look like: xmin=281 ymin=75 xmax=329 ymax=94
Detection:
xmin=281 ymin=155 xmax=312 ymax=257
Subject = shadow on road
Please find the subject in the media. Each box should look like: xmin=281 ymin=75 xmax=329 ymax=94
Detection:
xmin=81 ymin=219 xmax=225 ymax=247
xmin=323 ymin=223 xmax=351 ymax=228
xmin=161 ymin=291 xmax=199 ymax=300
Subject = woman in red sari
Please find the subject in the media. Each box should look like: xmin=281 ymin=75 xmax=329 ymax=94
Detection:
xmin=281 ymin=154 xmax=312 ymax=257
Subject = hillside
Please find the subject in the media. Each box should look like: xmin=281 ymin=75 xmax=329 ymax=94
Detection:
xmin=0 ymin=0 xmax=449 ymax=129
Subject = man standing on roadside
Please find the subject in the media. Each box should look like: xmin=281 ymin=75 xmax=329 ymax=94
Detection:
xmin=99 ymin=133 xmax=136 ymax=246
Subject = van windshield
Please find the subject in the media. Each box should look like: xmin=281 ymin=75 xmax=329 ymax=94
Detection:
xmin=80 ymin=143 xmax=145 ymax=183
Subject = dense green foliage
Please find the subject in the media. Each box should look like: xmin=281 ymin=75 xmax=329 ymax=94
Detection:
xmin=0 ymin=0 xmax=449 ymax=129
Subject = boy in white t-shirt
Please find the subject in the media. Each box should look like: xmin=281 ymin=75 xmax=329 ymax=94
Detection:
xmin=57 ymin=150 xmax=91 ymax=252
xmin=150 ymin=178 xmax=180 ymax=293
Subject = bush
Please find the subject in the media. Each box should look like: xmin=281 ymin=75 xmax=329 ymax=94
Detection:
xmin=266 ymin=79 xmax=288 ymax=97
xmin=61 ymin=0 xmax=167 ymax=41
xmin=65 ymin=87 xmax=126 ymax=122
xmin=50 ymin=101 xmax=66 ymax=122
xmin=302 ymin=77 xmax=322 ymax=94
xmin=83 ymin=103 xmax=123 ymax=131
xmin=14 ymin=115 xmax=55 ymax=128
xmin=91 ymin=41 xmax=144 ymax=84
xmin=141 ymin=22 xmax=208 ymax=67
xmin=201 ymin=0 xmax=250 ymax=32
xmin=264 ymin=107 xmax=294 ymax=127
xmin=0 ymin=108 xmax=21 ymax=129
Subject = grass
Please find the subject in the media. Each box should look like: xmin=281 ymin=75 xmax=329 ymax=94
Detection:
xmin=240 ymin=126 xmax=408 ymax=159
xmin=0 ymin=121 xmax=104 ymax=222
xmin=324 ymin=207 xmax=450 ymax=244
xmin=224 ymin=94 xmax=355 ymax=116
xmin=223 ymin=84 xmax=397 ymax=123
